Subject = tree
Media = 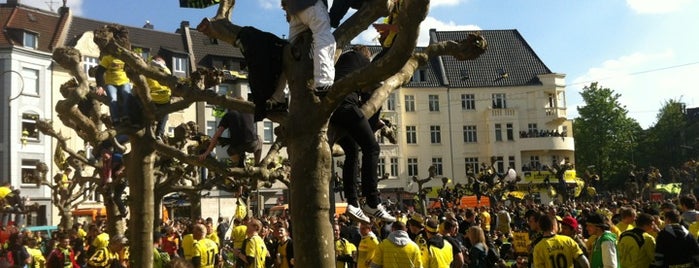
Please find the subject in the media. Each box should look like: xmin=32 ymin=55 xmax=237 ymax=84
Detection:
xmin=636 ymin=99 xmax=688 ymax=175
xmin=573 ymin=82 xmax=642 ymax=189
xmin=47 ymin=0 xmax=486 ymax=266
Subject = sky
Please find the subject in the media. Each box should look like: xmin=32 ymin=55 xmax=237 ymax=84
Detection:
xmin=9 ymin=0 xmax=699 ymax=129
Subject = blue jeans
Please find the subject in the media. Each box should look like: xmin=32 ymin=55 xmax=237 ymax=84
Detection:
xmin=155 ymin=103 xmax=169 ymax=137
xmin=106 ymin=83 xmax=133 ymax=121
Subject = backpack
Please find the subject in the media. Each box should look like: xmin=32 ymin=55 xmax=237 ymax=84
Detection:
xmin=619 ymin=228 xmax=645 ymax=248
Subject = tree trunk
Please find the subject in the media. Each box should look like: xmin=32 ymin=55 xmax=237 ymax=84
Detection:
xmin=284 ymin=32 xmax=336 ymax=268
xmin=190 ymin=192 xmax=202 ymax=220
xmin=154 ymin=191 xmax=165 ymax=231
xmin=126 ymin=138 xmax=155 ymax=267
xmin=59 ymin=206 xmax=73 ymax=229
xmin=104 ymin=190 xmax=126 ymax=237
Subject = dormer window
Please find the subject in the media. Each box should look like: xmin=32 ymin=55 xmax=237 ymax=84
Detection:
xmin=173 ymin=56 xmax=188 ymax=73
xmin=23 ymin=32 xmax=37 ymax=49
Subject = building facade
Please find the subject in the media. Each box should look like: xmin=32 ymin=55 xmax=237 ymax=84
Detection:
xmin=373 ymin=29 xmax=574 ymax=203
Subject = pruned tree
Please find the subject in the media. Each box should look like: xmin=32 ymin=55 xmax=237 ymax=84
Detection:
xmin=46 ymin=0 xmax=486 ymax=266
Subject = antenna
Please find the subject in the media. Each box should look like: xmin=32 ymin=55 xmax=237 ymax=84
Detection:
xmin=45 ymin=0 xmax=59 ymax=12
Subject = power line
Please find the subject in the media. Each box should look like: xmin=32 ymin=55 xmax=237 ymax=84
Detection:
xmin=566 ymin=61 xmax=699 ymax=87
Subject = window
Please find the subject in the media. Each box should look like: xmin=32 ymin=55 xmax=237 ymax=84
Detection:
xmin=411 ymin=69 xmax=426 ymax=82
xmin=506 ymin=123 xmax=514 ymax=141
xmin=206 ymin=120 xmax=217 ymax=138
xmin=494 ymin=124 xmax=502 ymax=142
xmin=432 ymin=158 xmax=443 ymax=176
xmin=405 ymin=95 xmax=415 ymax=112
xmin=406 ymin=125 xmax=417 ymax=144
xmin=494 ymin=156 xmax=504 ymax=173
xmin=263 ymin=121 xmax=274 ymax=143
xmin=83 ymin=56 xmax=99 ymax=79
xmin=390 ymin=158 xmax=399 ymax=177
xmin=548 ymin=94 xmax=555 ymax=108
xmin=22 ymin=68 xmax=39 ymax=95
xmin=217 ymin=84 xmax=230 ymax=96
xmin=21 ymin=159 xmax=40 ymax=184
xmin=173 ymin=56 xmax=188 ymax=73
xmin=22 ymin=113 xmax=40 ymax=142
xmin=407 ymin=158 xmax=418 ymax=177
xmin=461 ymin=94 xmax=475 ymax=110
xmin=465 ymin=157 xmax=479 ymax=174
xmin=463 ymin=125 xmax=477 ymax=143
xmin=430 ymin=125 xmax=441 ymax=144
xmin=492 ymin=93 xmax=507 ymax=109
xmin=528 ymin=123 xmax=538 ymax=136
xmin=552 ymin=155 xmax=560 ymax=166
xmin=508 ymin=156 xmax=516 ymax=170
xmin=378 ymin=158 xmax=386 ymax=178
xmin=428 ymin=95 xmax=440 ymax=112
xmin=386 ymin=93 xmax=396 ymax=111
xmin=530 ymin=156 xmax=541 ymax=170
xmin=134 ymin=47 xmax=150 ymax=61
xmin=23 ymin=32 xmax=37 ymax=49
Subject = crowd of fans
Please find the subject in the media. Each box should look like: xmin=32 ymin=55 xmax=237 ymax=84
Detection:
xmin=4 ymin=189 xmax=699 ymax=267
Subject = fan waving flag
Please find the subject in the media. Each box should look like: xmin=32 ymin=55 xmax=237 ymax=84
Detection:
xmin=180 ymin=0 xmax=220 ymax=8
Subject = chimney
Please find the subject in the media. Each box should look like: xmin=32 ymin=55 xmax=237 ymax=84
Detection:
xmin=143 ymin=20 xmax=154 ymax=29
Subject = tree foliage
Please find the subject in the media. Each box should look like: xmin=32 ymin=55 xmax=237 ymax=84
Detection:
xmin=573 ymin=82 xmax=641 ymax=188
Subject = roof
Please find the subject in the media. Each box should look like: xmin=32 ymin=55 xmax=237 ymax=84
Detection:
xmin=0 ymin=3 xmax=68 ymax=51
xmin=180 ymin=26 xmax=244 ymax=67
xmin=364 ymin=46 xmax=443 ymax=88
xmin=64 ymin=16 xmax=187 ymax=57
xmin=430 ymin=29 xmax=553 ymax=88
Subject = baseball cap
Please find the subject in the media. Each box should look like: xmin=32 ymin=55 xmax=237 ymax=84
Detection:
xmin=559 ymin=216 xmax=578 ymax=230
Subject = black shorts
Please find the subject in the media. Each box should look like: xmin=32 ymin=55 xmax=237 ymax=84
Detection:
xmin=226 ymin=136 xmax=262 ymax=156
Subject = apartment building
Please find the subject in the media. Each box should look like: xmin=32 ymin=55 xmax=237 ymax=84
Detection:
xmin=372 ymin=29 xmax=574 ymax=204
xmin=0 ymin=1 xmax=71 ymax=225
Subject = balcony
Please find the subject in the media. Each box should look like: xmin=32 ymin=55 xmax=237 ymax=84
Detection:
xmin=545 ymin=107 xmax=567 ymax=124
xmin=490 ymin=108 xmax=516 ymax=117
xmin=518 ymin=136 xmax=575 ymax=152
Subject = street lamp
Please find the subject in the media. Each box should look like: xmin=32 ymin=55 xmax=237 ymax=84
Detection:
xmin=2 ymin=70 xmax=25 ymax=184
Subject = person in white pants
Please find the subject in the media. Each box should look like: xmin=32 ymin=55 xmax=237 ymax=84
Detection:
xmin=284 ymin=0 xmax=336 ymax=96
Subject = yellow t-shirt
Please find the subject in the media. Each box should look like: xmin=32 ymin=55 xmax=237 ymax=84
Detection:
xmin=480 ymin=211 xmax=491 ymax=231
xmin=99 ymin=55 xmax=130 ymax=86
xmin=231 ymin=225 xmax=247 ymax=249
xmin=92 ymin=233 xmax=110 ymax=249
xmin=357 ymin=235 xmax=379 ymax=268
xmin=616 ymin=222 xmax=634 ymax=232
xmin=193 ymin=238 xmax=219 ymax=268
xmin=147 ymin=62 xmax=172 ymax=104
xmin=206 ymin=232 xmax=220 ymax=247
xmin=244 ymin=235 xmax=268 ymax=268
xmin=533 ymin=234 xmax=584 ymax=268
xmin=182 ymin=234 xmax=196 ymax=261
xmin=27 ymin=246 xmax=45 ymax=268
xmin=0 ymin=187 xmax=11 ymax=199
xmin=335 ymin=238 xmax=357 ymax=268
xmin=88 ymin=247 xmax=119 ymax=267
xmin=618 ymin=230 xmax=655 ymax=268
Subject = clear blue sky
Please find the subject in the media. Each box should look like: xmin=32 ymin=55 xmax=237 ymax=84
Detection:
xmin=11 ymin=0 xmax=699 ymax=129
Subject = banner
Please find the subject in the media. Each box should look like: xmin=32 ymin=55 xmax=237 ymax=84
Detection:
xmin=512 ymin=232 xmax=530 ymax=254
xmin=655 ymin=183 xmax=682 ymax=195
xmin=179 ymin=0 xmax=220 ymax=8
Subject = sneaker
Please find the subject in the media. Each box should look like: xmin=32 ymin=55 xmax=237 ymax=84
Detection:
xmin=380 ymin=125 xmax=397 ymax=144
xmin=346 ymin=204 xmax=370 ymax=223
xmin=331 ymin=144 xmax=345 ymax=157
xmin=314 ymin=85 xmax=332 ymax=97
xmin=362 ymin=203 xmax=396 ymax=222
